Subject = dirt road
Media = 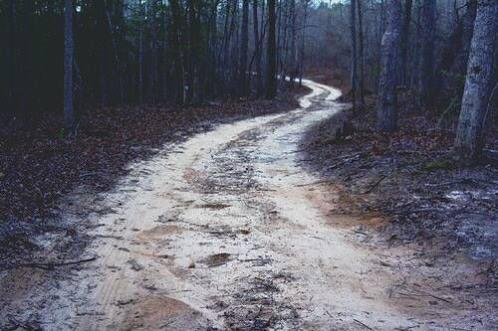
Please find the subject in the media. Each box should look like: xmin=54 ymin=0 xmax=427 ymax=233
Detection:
xmin=2 ymin=80 xmax=494 ymax=330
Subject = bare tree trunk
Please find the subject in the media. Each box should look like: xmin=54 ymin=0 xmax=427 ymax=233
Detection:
xmin=104 ymin=0 xmax=124 ymax=104
xmin=64 ymin=0 xmax=75 ymax=132
xmin=453 ymin=0 xmax=478 ymax=74
xmin=454 ymin=1 xmax=498 ymax=161
xmin=277 ymin=0 xmax=289 ymax=84
xmin=149 ymin=0 xmax=159 ymax=103
xmin=186 ymin=0 xmax=201 ymax=104
xmin=206 ymin=0 xmax=219 ymax=98
xmin=170 ymin=0 xmax=184 ymax=105
xmin=222 ymin=0 xmax=231 ymax=89
xmin=7 ymin=0 xmax=17 ymax=120
xmin=418 ymin=0 xmax=436 ymax=108
xmin=289 ymin=0 xmax=298 ymax=84
xmin=434 ymin=0 xmax=477 ymax=106
xmin=400 ymin=0 xmax=412 ymax=86
xmin=222 ymin=0 xmax=238 ymax=95
xmin=240 ymin=0 xmax=249 ymax=96
xmin=357 ymin=0 xmax=365 ymax=106
xmin=138 ymin=0 xmax=144 ymax=104
xmin=253 ymin=0 xmax=263 ymax=95
xmin=299 ymin=0 xmax=310 ymax=85
xmin=266 ymin=0 xmax=277 ymax=99
xmin=376 ymin=0 xmax=402 ymax=132
xmin=350 ymin=0 xmax=358 ymax=111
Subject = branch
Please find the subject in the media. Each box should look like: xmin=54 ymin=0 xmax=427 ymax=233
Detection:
xmin=13 ymin=256 xmax=97 ymax=271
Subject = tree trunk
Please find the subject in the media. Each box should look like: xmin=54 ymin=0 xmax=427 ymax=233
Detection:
xmin=253 ymin=0 xmax=263 ymax=95
xmin=169 ymin=0 xmax=184 ymax=105
xmin=149 ymin=0 xmax=159 ymax=103
xmin=400 ymin=0 xmax=412 ymax=86
xmin=454 ymin=1 xmax=498 ymax=161
xmin=240 ymin=0 xmax=249 ymax=96
xmin=299 ymin=0 xmax=310 ymax=85
xmin=418 ymin=0 xmax=436 ymax=108
xmin=64 ymin=0 xmax=75 ymax=132
xmin=453 ymin=0 xmax=478 ymax=74
xmin=206 ymin=0 xmax=219 ymax=98
xmin=289 ymin=0 xmax=298 ymax=84
xmin=266 ymin=0 xmax=277 ymax=99
xmin=7 ymin=0 xmax=17 ymax=120
xmin=350 ymin=0 xmax=358 ymax=111
xmin=185 ymin=0 xmax=202 ymax=103
xmin=376 ymin=0 xmax=402 ymax=132
xmin=357 ymin=0 xmax=365 ymax=106
xmin=138 ymin=1 xmax=144 ymax=104
xmin=104 ymin=0 xmax=124 ymax=103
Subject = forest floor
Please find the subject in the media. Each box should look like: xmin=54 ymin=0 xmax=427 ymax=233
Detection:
xmin=1 ymin=77 xmax=497 ymax=330
xmin=0 ymin=76 xmax=498 ymax=330
xmin=302 ymin=71 xmax=498 ymax=262
xmin=0 ymin=90 xmax=303 ymax=269
xmin=300 ymin=73 xmax=498 ymax=327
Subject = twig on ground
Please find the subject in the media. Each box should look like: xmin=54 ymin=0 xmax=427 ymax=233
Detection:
xmin=353 ymin=318 xmax=374 ymax=330
xmin=362 ymin=174 xmax=389 ymax=194
xmin=14 ymin=256 xmax=97 ymax=271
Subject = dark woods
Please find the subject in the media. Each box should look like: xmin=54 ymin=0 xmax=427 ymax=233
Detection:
xmin=0 ymin=0 xmax=309 ymax=129
xmin=344 ymin=0 xmax=497 ymax=161
xmin=1 ymin=0 xmax=497 ymax=161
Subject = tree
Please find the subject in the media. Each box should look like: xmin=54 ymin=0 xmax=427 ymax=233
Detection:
xmin=400 ymin=0 xmax=413 ymax=86
xmin=253 ymin=0 xmax=263 ymax=95
xmin=376 ymin=0 xmax=402 ymax=132
xmin=350 ymin=0 xmax=358 ymax=111
xmin=266 ymin=0 xmax=277 ymax=99
xmin=418 ymin=0 xmax=436 ymax=108
xmin=64 ymin=0 xmax=75 ymax=132
xmin=453 ymin=0 xmax=478 ymax=75
xmin=138 ymin=0 xmax=145 ymax=104
xmin=454 ymin=0 xmax=498 ymax=161
xmin=6 ymin=0 xmax=17 ymax=121
xmin=169 ymin=0 xmax=185 ymax=105
xmin=240 ymin=0 xmax=249 ymax=96
xmin=434 ymin=0 xmax=477 ymax=107
xmin=289 ymin=0 xmax=298 ymax=84
xmin=356 ymin=0 xmax=365 ymax=106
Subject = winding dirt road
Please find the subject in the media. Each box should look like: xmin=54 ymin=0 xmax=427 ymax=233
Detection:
xmin=2 ymin=80 xmax=493 ymax=330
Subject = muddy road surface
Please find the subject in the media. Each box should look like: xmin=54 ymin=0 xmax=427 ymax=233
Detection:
xmin=2 ymin=80 xmax=495 ymax=330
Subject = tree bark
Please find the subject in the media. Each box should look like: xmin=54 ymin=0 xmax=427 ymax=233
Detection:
xmin=289 ymin=0 xmax=298 ymax=84
xmin=253 ymin=0 xmax=263 ymax=95
xmin=169 ymin=0 xmax=184 ymax=105
xmin=240 ymin=0 xmax=249 ymax=96
xmin=7 ymin=0 xmax=17 ymax=120
xmin=299 ymin=0 xmax=310 ymax=85
xmin=64 ymin=0 xmax=75 ymax=132
xmin=400 ymin=0 xmax=412 ymax=86
xmin=418 ymin=0 xmax=437 ymax=108
xmin=376 ymin=0 xmax=402 ymax=132
xmin=357 ymin=0 xmax=365 ymax=105
xmin=453 ymin=0 xmax=478 ymax=74
xmin=454 ymin=0 xmax=498 ymax=161
xmin=149 ymin=0 xmax=159 ymax=103
xmin=138 ymin=0 xmax=145 ymax=104
xmin=266 ymin=0 xmax=277 ymax=99
xmin=350 ymin=0 xmax=358 ymax=111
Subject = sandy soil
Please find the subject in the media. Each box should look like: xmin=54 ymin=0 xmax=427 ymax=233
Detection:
xmin=1 ymin=79 xmax=496 ymax=330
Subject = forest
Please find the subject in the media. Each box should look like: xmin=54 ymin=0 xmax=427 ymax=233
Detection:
xmin=1 ymin=0 xmax=498 ymax=330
